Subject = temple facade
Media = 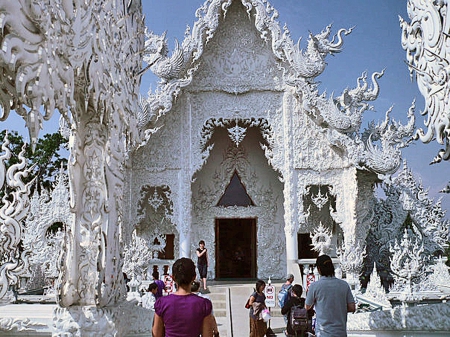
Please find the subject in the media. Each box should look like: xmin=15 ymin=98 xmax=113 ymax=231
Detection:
xmin=125 ymin=0 xmax=412 ymax=281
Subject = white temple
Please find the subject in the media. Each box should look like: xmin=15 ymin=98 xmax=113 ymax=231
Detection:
xmin=126 ymin=0 xmax=414 ymax=282
xmin=0 ymin=0 xmax=448 ymax=335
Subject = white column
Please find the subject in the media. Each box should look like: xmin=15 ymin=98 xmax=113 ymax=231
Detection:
xmin=282 ymin=90 xmax=301 ymax=283
xmin=179 ymin=233 xmax=191 ymax=257
xmin=178 ymin=94 xmax=192 ymax=259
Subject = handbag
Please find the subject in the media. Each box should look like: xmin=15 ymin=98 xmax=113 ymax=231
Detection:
xmin=261 ymin=308 xmax=271 ymax=322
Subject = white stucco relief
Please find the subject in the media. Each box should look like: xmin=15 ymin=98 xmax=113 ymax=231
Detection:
xmin=191 ymin=139 xmax=285 ymax=279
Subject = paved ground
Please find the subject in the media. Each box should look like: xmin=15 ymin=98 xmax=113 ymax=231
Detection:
xmin=1 ymin=281 xmax=290 ymax=336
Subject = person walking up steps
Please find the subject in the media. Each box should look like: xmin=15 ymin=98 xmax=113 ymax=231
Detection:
xmin=279 ymin=273 xmax=294 ymax=326
xmin=305 ymin=255 xmax=356 ymax=337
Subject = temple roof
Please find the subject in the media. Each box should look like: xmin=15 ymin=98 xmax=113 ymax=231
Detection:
xmin=139 ymin=0 xmax=416 ymax=179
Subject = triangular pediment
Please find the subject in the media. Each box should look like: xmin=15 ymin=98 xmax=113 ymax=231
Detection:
xmin=145 ymin=0 xmax=295 ymax=89
xmin=186 ymin=0 xmax=290 ymax=74
xmin=217 ymin=170 xmax=254 ymax=207
xmin=190 ymin=0 xmax=284 ymax=92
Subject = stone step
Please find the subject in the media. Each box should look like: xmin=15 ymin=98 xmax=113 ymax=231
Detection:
xmin=212 ymin=300 xmax=227 ymax=309
xmin=213 ymin=308 xmax=227 ymax=317
xmin=206 ymin=285 xmax=231 ymax=336
xmin=208 ymin=293 xmax=226 ymax=301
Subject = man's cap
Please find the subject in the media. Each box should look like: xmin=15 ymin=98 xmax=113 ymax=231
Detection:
xmin=286 ymin=273 xmax=294 ymax=280
xmin=316 ymin=254 xmax=332 ymax=267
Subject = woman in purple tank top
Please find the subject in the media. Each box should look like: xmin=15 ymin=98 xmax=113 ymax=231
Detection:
xmin=152 ymin=257 xmax=218 ymax=337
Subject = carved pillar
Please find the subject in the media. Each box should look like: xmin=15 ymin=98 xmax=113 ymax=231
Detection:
xmin=53 ymin=107 xmax=151 ymax=335
xmin=0 ymin=0 xmax=151 ymax=333
xmin=57 ymin=109 xmax=126 ymax=308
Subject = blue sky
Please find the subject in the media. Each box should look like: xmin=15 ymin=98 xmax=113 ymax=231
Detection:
xmin=1 ymin=1 xmax=449 ymax=216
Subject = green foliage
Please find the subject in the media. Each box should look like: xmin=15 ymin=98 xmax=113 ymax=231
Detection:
xmin=444 ymin=244 xmax=450 ymax=268
xmin=0 ymin=130 xmax=68 ymax=198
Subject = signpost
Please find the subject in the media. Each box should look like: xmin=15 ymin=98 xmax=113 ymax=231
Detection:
xmin=163 ymin=274 xmax=174 ymax=294
xmin=265 ymin=282 xmax=276 ymax=307
xmin=265 ymin=278 xmax=276 ymax=336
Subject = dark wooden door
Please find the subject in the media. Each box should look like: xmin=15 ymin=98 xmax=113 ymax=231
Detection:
xmin=215 ymin=218 xmax=256 ymax=279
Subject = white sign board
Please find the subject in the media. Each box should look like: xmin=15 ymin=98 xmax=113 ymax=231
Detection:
xmin=264 ymin=284 xmax=276 ymax=308
xmin=163 ymin=275 xmax=175 ymax=294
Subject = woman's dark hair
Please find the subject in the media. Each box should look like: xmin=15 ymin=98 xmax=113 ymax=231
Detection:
xmin=172 ymin=257 xmax=196 ymax=286
xmin=191 ymin=280 xmax=201 ymax=292
xmin=292 ymin=284 xmax=303 ymax=297
xmin=255 ymin=279 xmax=266 ymax=292
xmin=199 ymin=240 xmax=205 ymax=245
xmin=148 ymin=282 xmax=158 ymax=292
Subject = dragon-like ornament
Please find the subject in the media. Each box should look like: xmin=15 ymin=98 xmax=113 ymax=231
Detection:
xmin=286 ymin=24 xmax=354 ymax=80
xmin=400 ymin=0 xmax=450 ymax=162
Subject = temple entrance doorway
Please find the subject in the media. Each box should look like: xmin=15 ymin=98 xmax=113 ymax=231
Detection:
xmin=215 ymin=218 xmax=257 ymax=279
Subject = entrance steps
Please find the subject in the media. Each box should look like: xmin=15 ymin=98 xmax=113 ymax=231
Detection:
xmin=206 ymin=281 xmax=286 ymax=337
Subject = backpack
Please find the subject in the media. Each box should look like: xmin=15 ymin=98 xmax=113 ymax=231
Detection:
xmin=278 ymin=284 xmax=292 ymax=308
xmin=290 ymin=304 xmax=308 ymax=334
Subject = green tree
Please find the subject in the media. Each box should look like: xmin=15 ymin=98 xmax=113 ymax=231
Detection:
xmin=0 ymin=130 xmax=68 ymax=199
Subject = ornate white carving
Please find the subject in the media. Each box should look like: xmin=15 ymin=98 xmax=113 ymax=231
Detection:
xmin=389 ymin=229 xmax=429 ymax=303
xmin=0 ymin=134 xmax=32 ymax=301
xmin=134 ymin=184 xmax=178 ymax=257
xmin=310 ymin=222 xmax=333 ymax=256
xmin=365 ymin=161 xmax=449 ymax=288
xmin=191 ymin=141 xmax=284 ymax=279
xmin=1 ymin=2 xmax=146 ymax=330
xmin=123 ymin=231 xmax=154 ymax=282
xmin=400 ymin=1 xmax=450 ymax=162
xmin=286 ymin=24 xmax=354 ymax=80
xmin=227 ymin=120 xmax=247 ymax=147
xmin=1 ymin=0 xmax=442 ymax=333
xmin=347 ymin=302 xmax=450 ymax=331
xmin=361 ymin=263 xmax=392 ymax=309
xmin=337 ymin=242 xmax=366 ymax=287
xmin=52 ymin=301 xmax=153 ymax=337
xmin=429 ymin=257 xmax=450 ymax=291
xmin=0 ymin=318 xmax=47 ymax=333
xmin=147 ymin=187 xmax=165 ymax=211
xmin=0 ymin=0 xmax=146 ymax=148
xmin=307 ymin=185 xmax=329 ymax=210
xmin=23 ymin=169 xmax=71 ymax=289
